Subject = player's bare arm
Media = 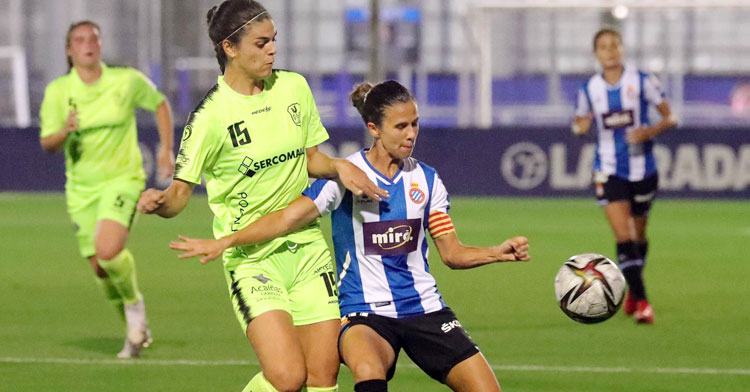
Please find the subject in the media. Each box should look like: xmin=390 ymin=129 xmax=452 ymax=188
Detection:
xmin=154 ymin=100 xmax=175 ymax=179
xmin=40 ymin=110 xmax=78 ymax=152
xmin=433 ymin=229 xmax=530 ymax=269
xmin=306 ymin=146 xmax=389 ymax=201
xmin=626 ymin=101 xmax=678 ymax=144
xmin=170 ymin=195 xmax=322 ymax=263
xmin=137 ymin=179 xmax=193 ymax=218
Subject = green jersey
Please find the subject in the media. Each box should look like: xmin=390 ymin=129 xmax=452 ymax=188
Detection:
xmin=174 ymin=70 xmax=329 ymax=268
xmin=39 ymin=63 xmax=165 ymax=190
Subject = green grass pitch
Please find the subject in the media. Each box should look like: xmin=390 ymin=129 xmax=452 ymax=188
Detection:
xmin=1 ymin=193 xmax=749 ymax=391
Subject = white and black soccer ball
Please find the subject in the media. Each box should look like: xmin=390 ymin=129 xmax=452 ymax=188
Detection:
xmin=554 ymin=253 xmax=626 ymax=324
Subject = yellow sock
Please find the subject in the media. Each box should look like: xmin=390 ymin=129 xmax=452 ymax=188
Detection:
xmin=243 ymin=373 xmax=280 ymax=392
xmin=97 ymin=249 xmax=140 ymax=305
xmin=93 ymin=275 xmax=125 ymax=321
xmin=305 ymin=386 xmax=338 ymax=392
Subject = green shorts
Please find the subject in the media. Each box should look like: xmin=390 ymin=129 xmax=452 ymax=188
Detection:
xmin=66 ymin=177 xmax=144 ymax=258
xmin=223 ymin=238 xmax=340 ymax=332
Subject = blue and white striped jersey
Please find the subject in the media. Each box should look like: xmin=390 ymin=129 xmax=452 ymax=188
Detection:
xmin=302 ymin=150 xmax=450 ymax=318
xmin=575 ymin=65 xmax=666 ymax=181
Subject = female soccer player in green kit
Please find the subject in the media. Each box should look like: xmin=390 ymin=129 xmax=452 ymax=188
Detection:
xmin=39 ymin=20 xmax=175 ymax=358
xmin=137 ymin=1 xmax=387 ymax=391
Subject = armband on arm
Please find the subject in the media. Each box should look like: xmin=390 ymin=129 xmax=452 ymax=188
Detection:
xmin=428 ymin=211 xmax=455 ymax=238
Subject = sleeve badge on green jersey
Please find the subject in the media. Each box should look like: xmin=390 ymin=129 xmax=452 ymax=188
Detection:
xmin=287 ymin=103 xmax=301 ymax=126
xmin=182 ymin=125 xmax=192 ymax=141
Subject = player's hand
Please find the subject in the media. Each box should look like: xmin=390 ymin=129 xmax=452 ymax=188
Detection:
xmin=626 ymin=126 xmax=654 ymax=144
xmin=137 ymin=188 xmax=166 ymax=214
xmin=497 ymin=236 xmax=530 ymax=262
xmin=169 ymin=235 xmax=230 ymax=264
xmin=157 ymin=146 xmax=175 ymax=179
xmin=64 ymin=110 xmax=79 ymax=135
xmin=334 ymin=159 xmax=389 ymax=201
xmin=571 ymin=115 xmax=592 ymax=137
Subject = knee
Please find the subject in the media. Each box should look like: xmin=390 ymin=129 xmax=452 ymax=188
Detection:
xmin=306 ymin=359 xmax=339 ymax=387
xmin=264 ymin=367 xmax=307 ymax=392
xmin=95 ymin=242 xmax=124 ymax=261
xmin=350 ymin=359 xmax=386 ymax=381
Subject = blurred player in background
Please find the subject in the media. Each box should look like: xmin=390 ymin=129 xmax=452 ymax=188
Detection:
xmin=39 ymin=20 xmax=175 ymax=357
xmin=136 ymin=1 xmax=386 ymax=391
xmin=171 ymin=80 xmax=530 ymax=392
xmin=572 ymin=28 xmax=677 ymax=324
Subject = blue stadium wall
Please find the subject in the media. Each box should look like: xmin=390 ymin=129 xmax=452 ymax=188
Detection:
xmin=3 ymin=126 xmax=750 ymax=198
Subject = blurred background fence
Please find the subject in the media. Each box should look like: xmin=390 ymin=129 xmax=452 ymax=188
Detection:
xmin=1 ymin=0 xmax=749 ymax=196
xmin=2 ymin=0 xmax=750 ymax=128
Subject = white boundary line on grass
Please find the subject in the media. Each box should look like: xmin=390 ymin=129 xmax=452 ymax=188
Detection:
xmin=2 ymin=357 xmax=749 ymax=376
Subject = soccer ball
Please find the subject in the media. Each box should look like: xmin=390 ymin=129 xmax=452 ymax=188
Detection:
xmin=554 ymin=253 xmax=626 ymax=324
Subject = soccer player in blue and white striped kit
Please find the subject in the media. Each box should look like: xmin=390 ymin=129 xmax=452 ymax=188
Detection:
xmin=572 ymin=29 xmax=677 ymax=324
xmin=171 ymin=80 xmax=530 ymax=391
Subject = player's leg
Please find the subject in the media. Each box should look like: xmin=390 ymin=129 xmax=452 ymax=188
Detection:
xmin=599 ymin=175 xmax=645 ymax=316
xmin=628 ymin=174 xmax=658 ymax=324
xmin=69 ymin=194 xmax=125 ymax=321
xmin=287 ymin=240 xmax=342 ymax=390
xmin=340 ymin=323 xmax=398 ymax=391
xmin=633 ymin=216 xmax=648 ymax=262
xmin=95 ymin=219 xmax=138 ymax=302
xmin=94 ymin=178 xmax=151 ymax=356
xmin=631 ymin=173 xmax=658 ymax=267
xmin=227 ymin=256 xmax=308 ymax=392
xmin=245 ymin=310 xmax=307 ymax=392
xmin=89 ymin=255 xmax=125 ymax=321
xmin=296 ymin=320 xmax=340 ymax=390
xmin=94 ymin=178 xmax=143 ymax=305
xmin=445 ymin=352 xmax=501 ymax=392
xmin=94 ymin=219 xmax=151 ymax=357
xmin=400 ymin=308 xmax=488 ymax=389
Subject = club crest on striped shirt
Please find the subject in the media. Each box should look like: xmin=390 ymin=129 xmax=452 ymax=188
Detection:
xmin=409 ymin=183 xmax=425 ymax=204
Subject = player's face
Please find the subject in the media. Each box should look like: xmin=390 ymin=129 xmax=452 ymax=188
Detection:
xmin=594 ymin=33 xmax=624 ymax=70
xmin=230 ymin=18 xmax=277 ymax=80
xmin=66 ymin=24 xmax=102 ymax=68
xmin=374 ymin=101 xmax=419 ymax=160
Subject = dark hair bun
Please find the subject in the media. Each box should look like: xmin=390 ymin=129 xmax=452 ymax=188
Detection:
xmin=350 ymin=82 xmax=374 ymax=115
xmin=206 ymin=5 xmax=218 ymax=26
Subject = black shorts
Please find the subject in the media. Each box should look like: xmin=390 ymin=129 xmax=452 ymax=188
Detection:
xmin=339 ymin=307 xmax=480 ymax=383
xmin=595 ymin=173 xmax=658 ymax=217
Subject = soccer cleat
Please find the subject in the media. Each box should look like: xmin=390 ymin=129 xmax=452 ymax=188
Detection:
xmin=142 ymin=328 xmax=153 ymax=348
xmin=623 ymin=291 xmax=636 ymax=316
xmin=117 ymin=296 xmax=151 ymax=358
xmin=634 ymin=300 xmax=654 ymax=324
xmin=117 ymin=336 xmax=144 ymax=359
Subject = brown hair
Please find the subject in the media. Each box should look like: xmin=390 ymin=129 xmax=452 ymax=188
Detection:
xmin=593 ymin=28 xmax=622 ymax=51
xmin=350 ymin=80 xmax=414 ymax=127
xmin=65 ymin=20 xmax=100 ymax=70
xmin=206 ymin=0 xmax=271 ymax=74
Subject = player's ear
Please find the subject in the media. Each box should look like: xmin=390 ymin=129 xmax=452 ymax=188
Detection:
xmin=367 ymin=122 xmax=380 ymax=138
xmin=222 ymin=40 xmax=238 ymax=60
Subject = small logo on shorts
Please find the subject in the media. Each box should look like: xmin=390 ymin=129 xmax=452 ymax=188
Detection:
xmin=441 ymin=319 xmax=462 ymax=333
xmin=253 ymin=274 xmax=271 ymax=284
xmin=114 ymin=195 xmax=125 ymax=209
